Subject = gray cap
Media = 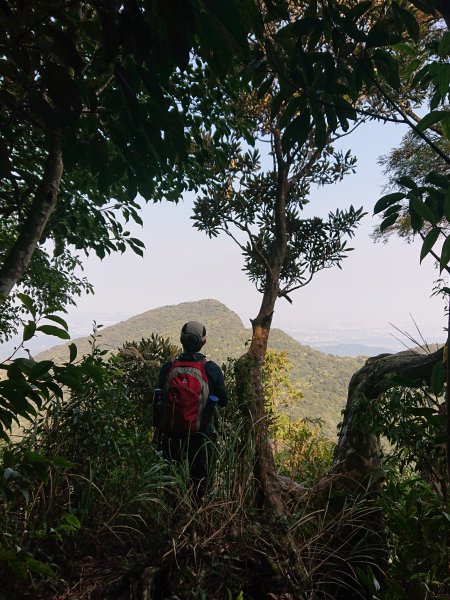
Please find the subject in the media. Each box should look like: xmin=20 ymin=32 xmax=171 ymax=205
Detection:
xmin=181 ymin=321 xmax=206 ymax=342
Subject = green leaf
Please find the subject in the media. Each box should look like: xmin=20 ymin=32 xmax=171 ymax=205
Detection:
xmin=314 ymin=113 xmax=327 ymax=150
xmin=396 ymin=6 xmax=420 ymax=42
xmin=408 ymin=407 xmax=436 ymax=417
xmin=45 ymin=381 xmax=64 ymax=399
xmin=436 ymin=63 xmax=450 ymax=98
xmin=16 ymin=293 xmax=36 ymax=317
xmin=411 ymin=64 xmax=432 ymax=88
xmin=24 ymin=451 xmax=48 ymax=465
xmin=431 ymin=361 xmax=445 ymax=395
xmin=380 ymin=212 xmax=399 ymax=231
xmin=282 ymin=110 xmax=311 ymax=152
xmin=392 ymin=42 xmax=418 ymax=57
xmin=410 ymin=210 xmax=423 ymax=233
xmin=347 ymin=1 xmax=372 ymax=21
xmin=438 ymin=31 xmax=450 ymax=57
xmin=289 ymin=16 xmax=320 ymax=37
xmin=324 ymin=104 xmax=338 ymax=131
xmin=129 ymin=242 xmax=144 ymax=257
xmin=404 ymin=58 xmax=421 ymax=79
xmin=409 ymin=0 xmax=439 ymax=14
xmin=29 ymin=360 xmax=54 ymax=380
xmin=23 ymin=321 xmax=36 ymax=342
xmin=54 ymin=372 xmax=83 ymax=392
xmin=442 ymin=114 xmax=450 ymax=140
xmin=59 ymin=512 xmax=81 ymax=530
xmin=409 ymin=195 xmax=436 ymax=224
xmin=128 ymin=237 xmax=145 ymax=248
xmin=68 ymin=343 xmax=77 ymax=363
xmin=424 ymin=170 xmax=449 ymax=189
xmin=334 ymin=99 xmax=357 ymax=126
xmin=396 ymin=175 xmax=418 ymax=190
xmin=257 ymin=75 xmax=274 ymax=99
xmin=264 ymin=0 xmax=289 ymax=21
xmin=373 ymin=49 xmax=400 ymax=89
xmin=36 ymin=325 xmax=70 ymax=340
xmin=43 ymin=314 xmax=68 ymax=330
xmin=416 ymin=110 xmax=448 ymax=132
xmin=366 ymin=20 xmax=401 ymax=48
xmin=83 ymin=363 xmax=105 ymax=386
xmin=420 ymin=227 xmax=440 ymax=263
xmin=280 ymin=95 xmax=308 ymax=129
xmin=440 ymin=235 xmax=450 ymax=272
xmin=373 ymin=192 xmax=405 ymax=214
xmin=51 ymin=456 xmax=75 ymax=469
xmin=25 ymin=557 xmax=55 ymax=578
xmin=6 ymin=362 xmax=25 ymax=380
xmin=383 ymin=203 xmax=402 ymax=218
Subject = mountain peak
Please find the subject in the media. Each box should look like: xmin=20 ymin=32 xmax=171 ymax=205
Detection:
xmin=128 ymin=298 xmax=245 ymax=329
xmin=36 ymin=299 xmax=365 ymax=439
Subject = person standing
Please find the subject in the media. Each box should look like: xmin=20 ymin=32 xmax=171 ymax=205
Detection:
xmin=155 ymin=320 xmax=228 ymax=498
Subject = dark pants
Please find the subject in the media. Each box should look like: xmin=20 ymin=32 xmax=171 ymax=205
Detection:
xmin=161 ymin=433 xmax=214 ymax=499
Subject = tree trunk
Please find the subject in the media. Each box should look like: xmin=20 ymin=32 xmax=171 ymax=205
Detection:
xmin=0 ymin=130 xmax=63 ymax=301
xmin=234 ymin=127 xmax=290 ymax=514
xmin=234 ymin=274 xmax=287 ymax=513
xmin=251 ymin=314 xmax=285 ymax=513
xmin=330 ymin=346 xmax=445 ymax=482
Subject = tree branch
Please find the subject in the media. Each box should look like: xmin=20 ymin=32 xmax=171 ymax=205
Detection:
xmin=367 ymin=75 xmax=450 ymax=165
xmin=279 ymin=271 xmax=314 ymax=297
xmin=331 ymin=346 xmax=444 ymax=479
xmin=272 ymin=128 xmax=288 ymax=271
xmin=400 ymin=102 xmax=444 ymax=137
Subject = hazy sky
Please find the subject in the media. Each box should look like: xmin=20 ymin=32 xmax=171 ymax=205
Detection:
xmin=64 ymin=119 xmax=446 ymax=348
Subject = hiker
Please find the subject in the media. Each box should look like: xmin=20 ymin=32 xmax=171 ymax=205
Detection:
xmin=154 ymin=320 xmax=228 ymax=498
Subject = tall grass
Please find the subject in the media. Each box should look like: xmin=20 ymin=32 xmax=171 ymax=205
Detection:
xmin=2 ymin=336 xmax=440 ymax=599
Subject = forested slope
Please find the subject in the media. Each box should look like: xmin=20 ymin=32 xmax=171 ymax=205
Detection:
xmin=37 ymin=299 xmax=365 ymax=438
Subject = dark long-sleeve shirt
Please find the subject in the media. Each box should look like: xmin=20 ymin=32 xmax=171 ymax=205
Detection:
xmin=157 ymin=352 xmax=228 ymax=407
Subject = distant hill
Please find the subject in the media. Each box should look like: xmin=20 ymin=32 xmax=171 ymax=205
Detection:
xmin=36 ymin=299 xmax=366 ymax=439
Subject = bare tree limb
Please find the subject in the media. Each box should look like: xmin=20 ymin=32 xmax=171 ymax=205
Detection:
xmin=330 ymin=346 xmax=444 ymax=481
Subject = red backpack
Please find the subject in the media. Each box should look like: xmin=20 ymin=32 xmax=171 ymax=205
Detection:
xmin=159 ymin=360 xmax=209 ymax=435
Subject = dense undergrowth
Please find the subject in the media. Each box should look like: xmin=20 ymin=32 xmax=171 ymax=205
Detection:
xmin=0 ymin=334 xmax=449 ymax=599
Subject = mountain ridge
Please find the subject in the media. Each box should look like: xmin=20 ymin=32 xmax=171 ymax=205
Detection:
xmin=37 ymin=299 xmax=366 ymax=439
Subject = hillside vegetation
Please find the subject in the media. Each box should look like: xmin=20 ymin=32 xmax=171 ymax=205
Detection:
xmin=37 ymin=299 xmax=365 ymax=439
xmin=2 ymin=323 xmax=447 ymax=599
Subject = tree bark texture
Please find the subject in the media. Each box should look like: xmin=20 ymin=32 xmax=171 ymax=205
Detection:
xmin=331 ymin=346 xmax=444 ymax=482
xmin=236 ymin=293 xmax=285 ymax=514
xmin=0 ymin=131 xmax=63 ymax=301
xmin=249 ymin=313 xmax=285 ymax=513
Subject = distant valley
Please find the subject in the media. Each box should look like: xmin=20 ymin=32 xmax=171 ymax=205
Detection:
xmin=312 ymin=343 xmax=396 ymax=356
